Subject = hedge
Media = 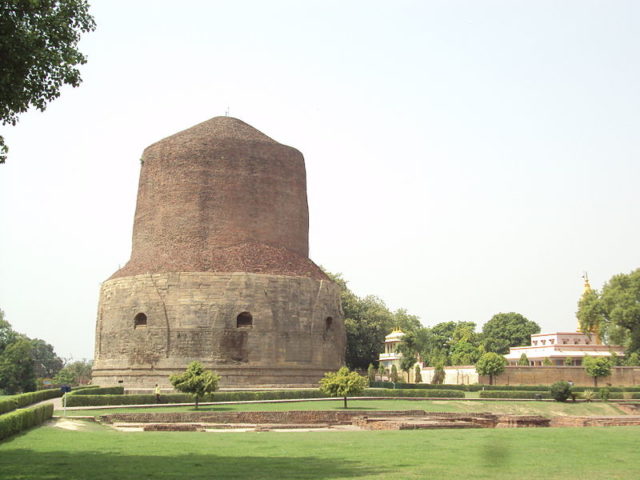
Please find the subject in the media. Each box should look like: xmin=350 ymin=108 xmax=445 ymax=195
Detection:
xmin=369 ymin=381 xmax=474 ymax=391
xmin=0 ymin=389 xmax=62 ymax=415
xmin=365 ymin=388 xmax=464 ymax=398
xmin=0 ymin=403 xmax=54 ymax=441
xmin=67 ymin=386 xmax=124 ymax=396
xmin=479 ymin=391 xmax=552 ymax=399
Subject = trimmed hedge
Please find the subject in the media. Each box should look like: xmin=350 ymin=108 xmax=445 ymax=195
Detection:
xmin=0 ymin=403 xmax=54 ymax=441
xmin=365 ymin=388 xmax=464 ymax=398
xmin=0 ymin=389 xmax=62 ymax=415
xmin=479 ymin=390 xmax=551 ymax=399
xmin=68 ymin=386 xmax=124 ymax=396
xmin=369 ymin=381 xmax=474 ymax=391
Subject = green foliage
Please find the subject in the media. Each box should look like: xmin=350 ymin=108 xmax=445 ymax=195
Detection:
xmin=583 ymin=356 xmax=612 ymax=386
xmin=29 ymin=339 xmax=64 ymax=379
xmin=431 ymin=364 xmax=445 ymax=385
xmin=450 ymin=341 xmax=481 ymax=365
xmin=53 ymin=359 xmax=93 ymax=386
xmin=0 ymin=403 xmax=53 ymax=440
xmin=549 ymin=381 xmax=572 ymax=402
xmin=377 ymin=363 xmax=385 ymax=376
xmin=479 ymin=390 xmax=551 ymax=399
xmin=0 ymin=388 xmax=61 ymax=414
xmin=414 ymin=365 xmax=422 ymax=383
xmin=564 ymin=357 xmax=574 ymax=366
xmin=475 ymin=352 xmax=507 ymax=384
xmin=390 ymin=365 xmax=399 ymax=383
xmin=542 ymin=357 xmax=553 ymax=366
xmin=367 ymin=363 xmax=376 ymax=383
xmin=0 ymin=0 xmax=96 ymax=163
xmin=319 ymin=367 xmax=368 ymax=408
xmin=581 ymin=389 xmax=595 ymax=402
xmin=625 ymin=352 xmax=640 ymax=366
xmin=67 ymin=386 xmax=124 ymax=396
xmin=365 ymin=388 xmax=464 ymax=398
xmin=0 ymin=338 xmax=36 ymax=393
xmin=169 ymin=362 xmax=220 ymax=409
xmin=577 ymin=268 xmax=640 ymax=355
xmin=482 ymin=312 xmax=540 ymax=354
xmin=599 ymin=387 xmax=611 ymax=402
xmin=399 ymin=354 xmax=417 ymax=381
xmin=517 ymin=353 xmax=530 ymax=366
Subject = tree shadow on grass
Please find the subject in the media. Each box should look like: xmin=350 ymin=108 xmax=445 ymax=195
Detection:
xmin=0 ymin=449 xmax=382 ymax=480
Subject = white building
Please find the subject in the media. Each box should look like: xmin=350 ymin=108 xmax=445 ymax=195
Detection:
xmin=378 ymin=329 xmax=405 ymax=374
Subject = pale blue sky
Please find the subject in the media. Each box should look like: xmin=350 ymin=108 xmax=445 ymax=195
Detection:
xmin=1 ymin=1 xmax=638 ymax=359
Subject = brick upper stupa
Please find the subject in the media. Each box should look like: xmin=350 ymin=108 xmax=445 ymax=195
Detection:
xmin=93 ymin=116 xmax=345 ymax=388
xmin=111 ymin=116 xmax=327 ymax=281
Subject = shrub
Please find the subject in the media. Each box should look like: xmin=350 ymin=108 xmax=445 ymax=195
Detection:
xmin=581 ymin=390 xmax=595 ymax=402
xmin=0 ymin=388 xmax=61 ymax=415
xmin=479 ymin=390 xmax=551 ymax=399
xmin=599 ymin=387 xmax=611 ymax=402
xmin=67 ymin=386 xmax=124 ymax=396
xmin=364 ymin=388 xmax=464 ymax=398
xmin=549 ymin=381 xmax=572 ymax=402
xmin=414 ymin=365 xmax=422 ymax=384
xmin=0 ymin=403 xmax=53 ymax=441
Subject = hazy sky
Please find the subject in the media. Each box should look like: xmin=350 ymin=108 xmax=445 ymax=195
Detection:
xmin=1 ymin=1 xmax=638 ymax=360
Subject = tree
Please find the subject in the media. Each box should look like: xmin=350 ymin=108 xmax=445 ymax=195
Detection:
xmin=30 ymin=338 xmax=63 ymax=378
xmin=625 ymin=352 xmax=640 ymax=366
xmin=170 ymin=362 xmax=220 ymax=409
xmin=577 ymin=268 xmax=640 ymax=355
xmin=367 ymin=363 xmax=376 ymax=383
xmin=377 ymin=363 xmax=386 ymax=380
xmin=0 ymin=338 xmax=36 ymax=393
xmin=431 ymin=359 xmax=445 ymax=385
xmin=53 ymin=359 xmax=92 ymax=385
xmin=475 ymin=352 xmax=507 ymax=385
xmin=319 ymin=366 xmax=368 ymax=408
xmin=517 ymin=353 xmax=529 ymax=366
xmin=399 ymin=354 xmax=417 ymax=382
xmin=583 ymin=356 xmax=612 ymax=388
xmin=450 ymin=341 xmax=481 ymax=365
xmin=414 ymin=365 xmax=422 ymax=383
xmin=550 ymin=381 xmax=572 ymax=402
xmin=482 ymin=312 xmax=540 ymax=354
xmin=564 ymin=357 xmax=574 ymax=366
xmin=390 ymin=365 xmax=399 ymax=383
xmin=543 ymin=357 xmax=553 ymax=366
xmin=0 ymin=0 xmax=96 ymax=163
xmin=0 ymin=309 xmax=18 ymax=354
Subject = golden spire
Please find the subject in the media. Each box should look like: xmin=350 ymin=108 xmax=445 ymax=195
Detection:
xmin=582 ymin=272 xmax=592 ymax=293
xmin=579 ymin=272 xmax=601 ymax=344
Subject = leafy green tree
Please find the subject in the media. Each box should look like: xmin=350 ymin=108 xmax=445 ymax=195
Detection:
xmin=170 ymin=361 xmax=220 ymax=409
xmin=431 ymin=359 xmax=445 ymax=385
xmin=367 ymin=363 xmax=376 ymax=383
xmin=625 ymin=352 xmax=640 ymax=366
xmin=517 ymin=353 xmax=530 ymax=366
xmin=583 ymin=356 xmax=612 ymax=387
xmin=399 ymin=354 xmax=417 ymax=382
xmin=543 ymin=357 xmax=553 ymax=366
xmin=550 ymin=381 xmax=572 ymax=402
xmin=0 ymin=309 xmax=18 ymax=354
xmin=414 ymin=365 xmax=422 ymax=383
xmin=577 ymin=268 xmax=640 ymax=355
xmin=450 ymin=341 xmax=481 ymax=365
xmin=564 ymin=356 xmax=574 ymax=366
xmin=475 ymin=352 xmax=507 ymax=385
xmin=30 ymin=339 xmax=63 ymax=378
xmin=0 ymin=0 xmax=96 ymax=163
xmin=0 ymin=338 xmax=36 ymax=393
xmin=390 ymin=365 xmax=399 ymax=383
xmin=53 ymin=359 xmax=92 ymax=386
xmin=319 ymin=366 xmax=368 ymax=408
xmin=377 ymin=363 xmax=386 ymax=379
xmin=482 ymin=312 xmax=540 ymax=354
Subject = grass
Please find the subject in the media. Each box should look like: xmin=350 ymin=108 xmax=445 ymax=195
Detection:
xmin=0 ymin=421 xmax=638 ymax=479
xmin=58 ymin=399 xmax=627 ymax=418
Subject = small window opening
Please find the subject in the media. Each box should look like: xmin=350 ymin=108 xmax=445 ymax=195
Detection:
xmin=325 ymin=317 xmax=333 ymax=330
xmin=117 ymin=379 xmax=124 ymax=384
xmin=237 ymin=311 xmax=253 ymax=328
xmin=134 ymin=312 xmax=147 ymax=328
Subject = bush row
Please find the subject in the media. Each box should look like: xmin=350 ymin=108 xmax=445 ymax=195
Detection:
xmin=0 ymin=403 xmax=54 ymax=441
xmin=369 ymin=381 xmax=475 ymax=391
xmin=479 ymin=391 xmax=552 ymax=399
xmin=67 ymin=386 xmax=124 ymax=396
xmin=371 ymin=382 xmax=640 ymax=393
xmin=0 ymin=389 xmax=62 ymax=415
xmin=65 ymin=388 xmax=465 ymax=406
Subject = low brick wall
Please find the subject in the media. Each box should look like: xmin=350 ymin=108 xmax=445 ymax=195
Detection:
xmin=483 ymin=366 xmax=640 ymax=387
xmin=550 ymin=416 xmax=640 ymax=427
xmin=100 ymin=410 xmax=426 ymax=425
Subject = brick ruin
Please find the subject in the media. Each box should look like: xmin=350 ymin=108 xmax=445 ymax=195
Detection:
xmin=92 ymin=117 xmax=345 ymax=387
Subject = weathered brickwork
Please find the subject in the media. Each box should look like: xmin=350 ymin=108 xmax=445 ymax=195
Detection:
xmin=481 ymin=366 xmax=640 ymax=387
xmin=93 ymin=117 xmax=345 ymax=387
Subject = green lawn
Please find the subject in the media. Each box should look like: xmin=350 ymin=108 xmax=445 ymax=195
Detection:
xmin=59 ymin=399 xmax=627 ymax=418
xmin=0 ymin=421 xmax=638 ymax=479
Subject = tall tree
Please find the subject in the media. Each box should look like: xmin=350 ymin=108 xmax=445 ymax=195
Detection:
xmin=0 ymin=0 xmax=96 ymax=162
xmin=475 ymin=352 xmax=507 ymax=385
xmin=30 ymin=338 xmax=64 ymax=378
xmin=0 ymin=338 xmax=36 ymax=393
xmin=482 ymin=312 xmax=540 ymax=354
xmin=577 ymin=268 xmax=640 ymax=355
